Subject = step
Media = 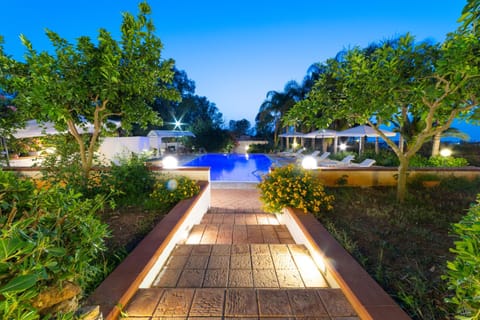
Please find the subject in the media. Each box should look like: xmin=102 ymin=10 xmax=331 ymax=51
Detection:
xmin=125 ymin=287 xmax=358 ymax=318
xmin=151 ymin=244 xmax=328 ymax=289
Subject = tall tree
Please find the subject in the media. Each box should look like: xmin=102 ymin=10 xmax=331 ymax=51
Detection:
xmin=12 ymin=2 xmax=179 ymax=179
xmin=0 ymin=39 xmax=30 ymax=165
xmin=0 ymin=39 xmax=28 ymax=136
xmin=290 ymin=33 xmax=479 ymax=201
xmin=229 ymin=119 xmax=251 ymax=137
xmin=256 ymin=80 xmax=303 ymax=147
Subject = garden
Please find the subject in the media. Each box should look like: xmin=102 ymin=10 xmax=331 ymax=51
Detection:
xmin=0 ymin=157 xmax=200 ymax=319
xmin=258 ymin=164 xmax=480 ymax=320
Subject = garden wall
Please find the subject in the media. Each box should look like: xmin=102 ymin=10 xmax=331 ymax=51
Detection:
xmin=2 ymin=166 xmax=211 ymax=183
xmin=315 ymin=167 xmax=480 ymax=187
xmin=279 ymin=207 xmax=411 ymax=319
xmin=87 ymin=181 xmax=210 ymax=320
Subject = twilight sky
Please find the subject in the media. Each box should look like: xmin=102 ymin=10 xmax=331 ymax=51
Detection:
xmin=2 ymin=1 xmax=471 ymax=136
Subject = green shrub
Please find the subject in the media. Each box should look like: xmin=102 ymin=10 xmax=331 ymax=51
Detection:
xmin=247 ymin=143 xmax=275 ymax=153
xmin=0 ymin=170 xmax=35 ymax=213
xmin=0 ymin=171 xmax=109 ymax=319
xmin=444 ymin=196 xmax=480 ymax=319
xmin=428 ymin=156 xmax=469 ymax=168
xmin=409 ymin=154 xmax=430 ymax=167
xmin=359 ymin=149 xmax=399 ymax=167
xmin=257 ymin=164 xmax=334 ymax=215
xmin=329 ymin=151 xmax=356 ymax=161
xmin=39 ymin=134 xmax=109 ymax=198
xmin=149 ymin=175 xmax=200 ymax=208
xmin=105 ymin=155 xmax=156 ymax=205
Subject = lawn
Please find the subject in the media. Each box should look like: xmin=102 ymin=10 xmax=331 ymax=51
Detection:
xmin=320 ymin=177 xmax=480 ymax=319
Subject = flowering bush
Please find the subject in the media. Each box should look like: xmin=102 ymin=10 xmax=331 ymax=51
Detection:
xmin=258 ymin=164 xmax=334 ymax=215
xmin=149 ymin=175 xmax=200 ymax=207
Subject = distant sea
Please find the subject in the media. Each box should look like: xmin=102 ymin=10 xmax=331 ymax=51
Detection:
xmin=376 ymin=119 xmax=480 ymax=144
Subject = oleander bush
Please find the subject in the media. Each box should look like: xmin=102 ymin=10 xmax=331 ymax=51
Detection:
xmin=0 ymin=170 xmax=109 ymax=319
xmin=444 ymin=197 xmax=480 ymax=320
xmin=258 ymin=164 xmax=334 ymax=215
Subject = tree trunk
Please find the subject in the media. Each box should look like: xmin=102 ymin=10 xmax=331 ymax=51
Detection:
xmin=396 ymin=157 xmax=409 ymax=202
xmin=398 ymin=135 xmax=404 ymax=153
xmin=431 ymin=132 xmax=441 ymax=156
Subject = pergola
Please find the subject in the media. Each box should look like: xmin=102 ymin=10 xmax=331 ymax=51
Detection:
xmin=147 ymin=130 xmax=195 ymax=155
xmin=303 ymin=129 xmax=338 ymax=153
xmin=337 ymin=125 xmax=396 ymax=154
xmin=278 ymin=131 xmax=306 ymax=150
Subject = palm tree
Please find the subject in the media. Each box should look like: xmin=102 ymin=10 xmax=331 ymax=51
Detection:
xmin=256 ymin=81 xmax=304 ymax=147
xmin=431 ymin=127 xmax=469 ymax=156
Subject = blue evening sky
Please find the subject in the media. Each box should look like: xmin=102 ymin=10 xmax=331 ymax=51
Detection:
xmin=2 ymin=1 xmax=477 ymax=140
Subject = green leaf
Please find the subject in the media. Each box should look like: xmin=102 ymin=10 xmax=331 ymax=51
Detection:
xmin=0 ymin=238 xmax=24 ymax=260
xmin=47 ymin=247 xmax=66 ymax=257
xmin=0 ymin=262 xmax=9 ymax=273
xmin=0 ymin=274 xmax=38 ymax=293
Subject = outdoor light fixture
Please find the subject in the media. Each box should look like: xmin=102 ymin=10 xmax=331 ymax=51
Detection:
xmin=245 ymin=144 xmax=250 ymax=152
xmin=339 ymin=143 xmax=347 ymax=151
xmin=167 ymin=115 xmax=187 ymax=130
xmin=162 ymin=155 xmax=178 ymax=169
xmin=440 ymin=148 xmax=452 ymax=157
xmin=293 ymin=141 xmax=298 ymax=149
xmin=301 ymin=156 xmax=317 ymax=169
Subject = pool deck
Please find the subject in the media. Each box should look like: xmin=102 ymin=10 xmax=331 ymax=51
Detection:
xmin=123 ymin=189 xmax=360 ymax=319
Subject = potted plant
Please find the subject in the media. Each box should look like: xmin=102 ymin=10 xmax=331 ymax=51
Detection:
xmin=415 ymin=173 xmax=441 ymax=188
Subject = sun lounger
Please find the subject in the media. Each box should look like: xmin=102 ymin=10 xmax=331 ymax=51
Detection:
xmin=349 ymin=158 xmax=376 ymax=167
xmin=316 ymin=151 xmax=331 ymax=162
xmin=279 ymin=148 xmax=305 ymax=157
xmin=318 ymin=154 xmax=355 ymax=167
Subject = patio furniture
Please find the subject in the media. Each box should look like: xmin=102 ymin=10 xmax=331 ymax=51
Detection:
xmin=279 ymin=148 xmax=305 ymax=157
xmin=349 ymin=158 xmax=376 ymax=167
xmin=316 ymin=151 xmax=331 ymax=162
xmin=318 ymin=154 xmax=355 ymax=167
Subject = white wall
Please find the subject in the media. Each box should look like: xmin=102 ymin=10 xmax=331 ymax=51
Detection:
xmin=234 ymin=140 xmax=268 ymax=153
xmin=97 ymin=137 xmax=151 ymax=164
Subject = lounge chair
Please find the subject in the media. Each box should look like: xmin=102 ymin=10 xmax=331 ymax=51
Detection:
xmin=350 ymin=158 xmax=376 ymax=167
xmin=318 ymin=154 xmax=355 ymax=167
xmin=296 ymin=150 xmax=328 ymax=166
xmin=297 ymin=151 xmax=330 ymax=163
xmin=279 ymin=148 xmax=305 ymax=157
xmin=297 ymin=150 xmax=323 ymax=159
xmin=316 ymin=151 xmax=331 ymax=162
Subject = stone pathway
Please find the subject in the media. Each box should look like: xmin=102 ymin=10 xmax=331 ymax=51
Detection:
xmin=124 ymin=189 xmax=359 ymax=319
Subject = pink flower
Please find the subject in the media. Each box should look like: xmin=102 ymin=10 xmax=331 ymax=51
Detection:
xmin=7 ymin=105 xmax=17 ymax=112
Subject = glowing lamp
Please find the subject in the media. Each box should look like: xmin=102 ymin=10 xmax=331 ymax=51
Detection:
xmin=301 ymin=156 xmax=317 ymax=169
xmin=162 ymin=155 xmax=178 ymax=169
xmin=339 ymin=143 xmax=347 ymax=151
xmin=440 ymin=148 xmax=452 ymax=157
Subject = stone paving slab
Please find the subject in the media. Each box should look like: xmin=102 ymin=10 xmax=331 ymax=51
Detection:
xmin=186 ymin=223 xmax=294 ymax=244
xmin=151 ymin=244 xmax=328 ymax=289
xmin=125 ymin=288 xmax=359 ymax=319
xmin=124 ymin=196 xmax=359 ymax=319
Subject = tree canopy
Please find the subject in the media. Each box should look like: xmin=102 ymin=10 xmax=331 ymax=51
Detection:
xmin=286 ymin=32 xmax=479 ymax=201
xmin=9 ymin=1 xmax=180 ymax=178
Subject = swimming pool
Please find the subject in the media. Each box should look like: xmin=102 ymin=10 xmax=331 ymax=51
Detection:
xmin=183 ymin=153 xmax=273 ymax=182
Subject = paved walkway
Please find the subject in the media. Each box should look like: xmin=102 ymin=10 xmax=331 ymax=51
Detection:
xmin=124 ymin=189 xmax=359 ymax=319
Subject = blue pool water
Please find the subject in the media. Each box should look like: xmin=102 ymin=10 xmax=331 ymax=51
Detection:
xmin=183 ymin=153 xmax=273 ymax=182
